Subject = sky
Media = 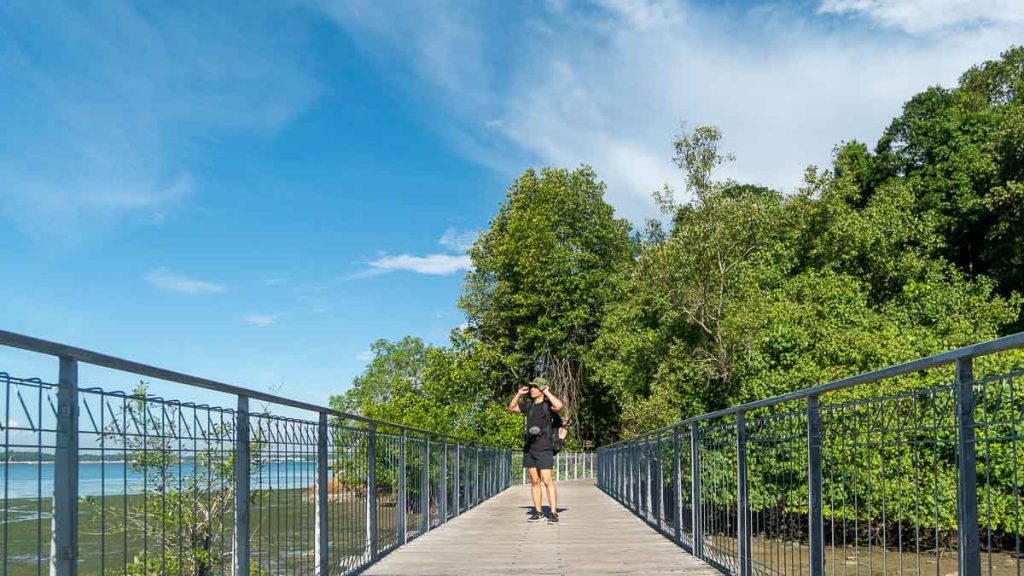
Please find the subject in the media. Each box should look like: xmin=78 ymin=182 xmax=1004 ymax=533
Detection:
xmin=1 ymin=0 xmax=1022 ymax=414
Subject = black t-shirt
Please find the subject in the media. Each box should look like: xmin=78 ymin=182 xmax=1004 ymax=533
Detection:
xmin=519 ymin=397 xmax=554 ymax=452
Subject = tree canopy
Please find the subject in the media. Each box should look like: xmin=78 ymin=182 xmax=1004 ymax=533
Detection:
xmin=331 ymin=46 xmax=1024 ymax=447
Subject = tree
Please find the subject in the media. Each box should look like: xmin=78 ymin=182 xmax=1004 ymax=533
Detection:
xmin=101 ymin=384 xmax=265 ymax=576
xmin=591 ymin=119 xmax=1019 ymax=436
xmin=591 ymin=126 xmax=797 ymax=435
xmin=329 ymin=335 xmax=521 ymax=446
xmin=459 ymin=166 xmax=632 ymax=446
xmin=870 ymin=46 xmax=1024 ymax=324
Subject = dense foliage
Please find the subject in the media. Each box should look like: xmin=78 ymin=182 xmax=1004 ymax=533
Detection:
xmin=332 ymin=47 xmax=1023 ymax=451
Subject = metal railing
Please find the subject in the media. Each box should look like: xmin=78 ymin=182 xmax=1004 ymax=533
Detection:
xmin=0 ymin=330 xmax=513 ymax=575
xmin=597 ymin=332 xmax=1024 ymax=576
xmin=511 ymin=451 xmax=595 ymax=485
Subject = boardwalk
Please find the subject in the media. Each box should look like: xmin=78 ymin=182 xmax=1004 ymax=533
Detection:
xmin=364 ymin=480 xmax=719 ymax=575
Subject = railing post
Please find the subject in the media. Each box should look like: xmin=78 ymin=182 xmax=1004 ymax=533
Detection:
xmin=421 ymin=437 xmax=430 ymax=530
xmin=454 ymin=443 xmax=461 ymax=513
xmin=233 ymin=395 xmax=251 ymax=576
xmin=618 ymin=449 xmax=623 ymax=497
xmin=610 ymin=448 xmax=618 ymax=494
xmin=623 ymin=447 xmax=628 ymax=500
xmin=482 ymin=449 xmax=488 ymax=498
xmin=656 ymin=435 xmax=664 ymax=530
xmin=632 ymin=443 xmax=640 ymax=511
xmin=691 ymin=421 xmax=703 ymax=558
xmin=440 ymin=439 xmax=448 ymax=523
xmin=807 ymin=396 xmax=824 ymax=576
xmin=956 ymin=358 xmax=981 ymax=576
xmin=737 ymin=412 xmax=752 ymax=576
xmin=367 ymin=424 xmax=378 ymax=561
xmin=673 ymin=426 xmax=683 ymax=544
xmin=626 ymin=445 xmax=632 ymax=504
xmin=466 ymin=445 xmax=473 ymax=506
xmin=645 ymin=440 xmax=652 ymax=517
xmin=315 ymin=413 xmax=329 ymax=575
xmin=398 ymin=429 xmax=408 ymax=544
xmin=474 ymin=445 xmax=480 ymax=505
xmin=50 ymin=356 xmax=78 ymax=576
xmin=617 ymin=449 xmax=622 ymax=497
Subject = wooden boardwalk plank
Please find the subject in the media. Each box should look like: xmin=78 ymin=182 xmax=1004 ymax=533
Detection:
xmin=363 ymin=480 xmax=720 ymax=575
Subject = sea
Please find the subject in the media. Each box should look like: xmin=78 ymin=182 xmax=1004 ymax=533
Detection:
xmin=0 ymin=461 xmax=318 ymax=500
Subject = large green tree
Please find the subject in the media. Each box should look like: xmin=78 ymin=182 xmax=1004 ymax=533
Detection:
xmin=460 ymin=166 xmax=632 ymax=446
xmin=591 ymin=122 xmax=1019 ymax=436
xmin=329 ymin=335 xmax=521 ymax=446
xmin=868 ymin=46 xmax=1024 ymax=322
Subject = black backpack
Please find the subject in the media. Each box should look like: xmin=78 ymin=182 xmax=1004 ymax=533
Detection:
xmin=524 ymin=400 xmax=565 ymax=455
xmin=551 ymin=412 xmax=565 ymax=456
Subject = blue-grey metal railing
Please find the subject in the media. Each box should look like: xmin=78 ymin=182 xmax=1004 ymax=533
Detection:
xmin=511 ymin=451 xmax=595 ymax=485
xmin=597 ymin=331 xmax=1024 ymax=576
xmin=0 ymin=329 xmax=513 ymax=575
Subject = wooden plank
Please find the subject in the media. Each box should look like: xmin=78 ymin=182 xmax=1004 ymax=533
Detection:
xmin=365 ymin=480 xmax=719 ymax=576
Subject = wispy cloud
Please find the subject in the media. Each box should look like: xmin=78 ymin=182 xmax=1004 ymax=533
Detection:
xmin=146 ymin=268 xmax=226 ymax=295
xmin=356 ymin=349 xmax=374 ymax=362
xmin=353 ymin=226 xmax=476 ymax=278
xmin=260 ymin=275 xmax=291 ymax=286
xmin=368 ymin=254 xmax=472 ymax=276
xmin=0 ymin=2 xmax=318 ymax=240
xmin=439 ymin=227 xmax=478 ymax=252
xmin=243 ymin=314 xmax=279 ymax=328
xmin=323 ymin=0 xmax=1023 ymax=223
xmin=819 ymin=0 xmax=1024 ymax=34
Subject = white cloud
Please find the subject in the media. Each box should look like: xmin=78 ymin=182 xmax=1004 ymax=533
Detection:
xmin=356 ymin=349 xmax=374 ymax=362
xmin=243 ymin=314 xmax=279 ymax=328
xmin=323 ymin=0 xmax=1023 ymax=224
xmin=0 ymin=2 xmax=318 ymax=240
xmin=354 ymin=226 xmax=477 ymax=278
xmin=260 ymin=275 xmax=291 ymax=286
xmin=439 ymin=227 xmax=478 ymax=252
xmin=819 ymin=0 xmax=1024 ymax=34
xmin=146 ymin=268 xmax=226 ymax=295
xmin=368 ymin=254 xmax=472 ymax=276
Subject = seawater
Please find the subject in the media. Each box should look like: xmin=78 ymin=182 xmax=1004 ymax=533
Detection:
xmin=0 ymin=461 xmax=317 ymax=499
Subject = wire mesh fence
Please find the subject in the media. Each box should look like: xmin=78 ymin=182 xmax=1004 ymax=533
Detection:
xmin=511 ymin=451 xmax=596 ymax=485
xmin=598 ymin=334 xmax=1024 ymax=576
xmin=0 ymin=331 xmax=513 ymax=576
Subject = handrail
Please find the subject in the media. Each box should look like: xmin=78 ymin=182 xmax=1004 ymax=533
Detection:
xmin=0 ymin=328 xmax=492 ymax=446
xmin=602 ymin=330 xmax=1024 ymax=446
xmin=0 ymin=328 xmax=516 ymax=576
xmin=596 ymin=331 xmax=1024 ymax=576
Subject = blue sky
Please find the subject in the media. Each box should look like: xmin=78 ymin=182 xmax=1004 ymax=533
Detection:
xmin=1 ymin=0 xmax=1021 ymax=412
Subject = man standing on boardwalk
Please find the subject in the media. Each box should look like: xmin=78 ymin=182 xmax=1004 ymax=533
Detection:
xmin=508 ymin=377 xmax=565 ymax=524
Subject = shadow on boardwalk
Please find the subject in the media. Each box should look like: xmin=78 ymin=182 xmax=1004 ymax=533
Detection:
xmin=364 ymin=479 xmax=719 ymax=575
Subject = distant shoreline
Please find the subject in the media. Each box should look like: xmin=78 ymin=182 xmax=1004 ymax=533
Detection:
xmin=3 ymin=460 xmax=129 ymax=465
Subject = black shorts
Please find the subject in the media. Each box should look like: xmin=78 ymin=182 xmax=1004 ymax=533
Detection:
xmin=522 ymin=449 xmax=554 ymax=470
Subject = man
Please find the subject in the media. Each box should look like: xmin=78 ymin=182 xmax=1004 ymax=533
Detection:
xmin=507 ymin=376 xmax=564 ymax=524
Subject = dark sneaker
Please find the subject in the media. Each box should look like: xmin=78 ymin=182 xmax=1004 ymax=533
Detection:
xmin=548 ymin=512 xmax=560 ymax=524
xmin=527 ymin=509 xmax=543 ymax=522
